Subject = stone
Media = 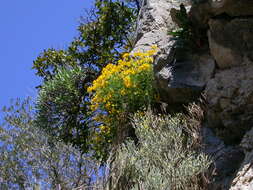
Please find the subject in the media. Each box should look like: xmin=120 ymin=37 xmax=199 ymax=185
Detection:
xmin=133 ymin=0 xmax=182 ymax=53
xmin=155 ymin=54 xmax=215 ymax=104
xmin=189 ymin=0 xmax=253 ymax=29
xmin=230 ymin=128 xmax=253 ymax=190
xmin=208 ymin=18 xmax=253 ymax=69
xmin=133 ymin=0 xmax=253 ymax=189
xmin=202 ymin=126 xmax=244 ymax=190
xmin=132 ymin=0 xmax=183 ymax=74
xmin=210 ymin=0 xmax=253 ymax=17
xmin=205 ymin=65 xmax=253 ymax=144
xmin=241 ymin=127 xmax=253 ymax=152
xmin=133 ymin=0 xmax=215 ymax=106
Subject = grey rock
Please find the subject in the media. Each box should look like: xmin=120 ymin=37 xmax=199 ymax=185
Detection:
xmin=155 ymin=54 xmax=215 ymax=104
xmin=208 ymin=18 xmax=253 ymax=69
xmin=241 ymin=127 xmax=253 ymax=152
xmin=205 ymin=65 xmax=253 ymax=144
xmin=133 ymin=0 xmax=253 ymax=189
xmin=133 ymin=0 xmax=181 ymax=53
xmin=132 ymin=0 xmax=183 ymax=72
xmin=189 ymin=0 xmax=253 ymax=29
xmin=230 ymin=128 xmax=253 ymax=190
xmin=134 ymin=0 xmax=215 ymax=105
xmin=203 ymin=126 xmax=244 ymax=190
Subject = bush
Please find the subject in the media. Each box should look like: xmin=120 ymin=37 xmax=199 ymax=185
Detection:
xmin=36 ymin=66 xmax=90 ymax=152
xmin=0 ymin=98 xmax=100 ymax=189
xmin=107 ymin=111 xmax=211 ymax=190
xmin=169 ymin=4 xmax=195 ymax=53
xmin=87 ymin=47 xmax=157 ymax=158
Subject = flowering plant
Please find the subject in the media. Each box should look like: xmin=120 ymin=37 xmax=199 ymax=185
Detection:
xmin=87 ymin=46 xmax=157 ymax=157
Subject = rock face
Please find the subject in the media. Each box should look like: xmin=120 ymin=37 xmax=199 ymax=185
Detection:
xmin=134 ymin=0 xmax=215 ymax=105
xmin=201 ymin=0 xmax=253 ymax=149
xmin=203 ymin=126 xmax=244 ymax=190
xmin=200 ymin=2 xmax=253 ymax=188
xmin=156 ymin=54 xmax=215 ymax=105
xmin=189 ymin=0 xmax=253 ymax=28
xmin=134 ymin=0 xmax=253 ymax=189
xmin=230 ymin=128 xmax=253 ymax=190
xmin=208 ymin=18 xmax=253 ymax=69
xmin=205 ymin=66 xmax=253 ymax=144
xmin=133 ymin=0 xmax=183 ymax=52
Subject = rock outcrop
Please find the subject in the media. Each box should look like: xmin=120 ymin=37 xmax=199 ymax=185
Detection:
xmin=230 ymin=127 xmax=253 ymax=190
xmin=134 ymin=0 xmax=253 ymax=189
xmin=133 ymin=0 xmax=181 ymax=52
xmin=203 ymin=126 xmax=244 ymax=190
xmin=156 ymin=54 xmax=215 ymax=105
xmin=189 ymin=0 xmax=253 ymax=29
xmin=205 ymin=65 xmax=253 ymax=144
xmin=204 ymin=3 xmax=253 ymax=146
xmin=134 ymin=0 xmax=215 ymax=106
xmin=208 ymin=18 xmax=253 ymax=69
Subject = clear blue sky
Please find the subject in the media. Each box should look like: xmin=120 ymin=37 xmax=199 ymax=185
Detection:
xmin=0 ymin=0 xmax=94 ymax=109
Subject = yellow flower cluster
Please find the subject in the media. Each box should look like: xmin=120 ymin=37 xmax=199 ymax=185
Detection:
xmin=88 ymin=46 xmax=157 ymax=145
xmin=88 ymin=46 xmax=157 ymax=91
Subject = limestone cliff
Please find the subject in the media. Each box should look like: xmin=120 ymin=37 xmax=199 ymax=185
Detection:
xmin=133 ymin=0 xmax=253 ymax=189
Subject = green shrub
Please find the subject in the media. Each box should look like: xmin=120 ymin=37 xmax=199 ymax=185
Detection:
xmin=0 ymin=98 xmax=100 ymax=189
xmin=108 ymin=111 xmax=211 ymax=190
xmin=87 ymin=47 xmax=157 ymax=158
xmin=35 ymin=66 xmax=90 ymax=152
xmin=169 ymin=4 xmax=195 ymax=52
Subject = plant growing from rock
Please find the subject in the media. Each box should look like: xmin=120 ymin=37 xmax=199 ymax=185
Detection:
xmin=169 ymin=4 xmax=195 ymax=51
xmin=87 ymin=47 xmax=157 ymax=159
xmin=106 ymin=110 xmax=211 ymax=190
xmin=35 ymin=66 xmax=91 ymax=152
xmin=169 ymin=4 xmax=207 ymax=55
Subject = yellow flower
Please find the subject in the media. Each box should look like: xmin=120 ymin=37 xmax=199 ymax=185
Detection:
xmin=138 ymin=63 xmax=152 ymax=71
xmin=94 ymin=134 xmax=102 ymax=143
xmin=90 ymin=104 xmax=99 ymax=111
xmin=123 ymin=53 xmax=130 ymax=59
xmin=133 ymin=51 xmax=143 ymax=57
xmin=99 ymin=125 xmax=111 ymax=134
xmin=87 ymin=86 xmax=93 ymax=93
xmin=120 ymin=89 xmax=126 ymax=95
xmin=123 ymin=76 xmax=132 ymax=88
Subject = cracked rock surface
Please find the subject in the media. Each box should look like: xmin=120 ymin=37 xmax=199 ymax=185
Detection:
xmin=134 ymin=0 xmax=253 ymax=189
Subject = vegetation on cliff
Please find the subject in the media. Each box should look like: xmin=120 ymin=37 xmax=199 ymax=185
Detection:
xmin=0 ymin=0 xmax=211 ymax=189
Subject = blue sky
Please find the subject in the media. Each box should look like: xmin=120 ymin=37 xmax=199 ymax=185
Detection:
xmin=0 ymin=0 xmax=93 ymax=109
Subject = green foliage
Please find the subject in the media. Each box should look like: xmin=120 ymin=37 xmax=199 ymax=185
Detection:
xmin=76 ymin=0 xmax=137 ymax=68
xmin=33 ymin=0 xmax=137 ymax=83
xmin=32 ymin=49 xmax=77 ymax=82
xmin=0 ymin=98 xmax=100 ymax=189
xmin=33 ymin=0 xmax=138 ymax=155
xmin=107 ymin=111 xmax=211 ymax=190
xmin=169 ymin=4 xmax=195 ymax=52
xmin=88 ymin=48 xmax=157 ymax=159
xmin=36 ymin=67 xmax=90 ymax=152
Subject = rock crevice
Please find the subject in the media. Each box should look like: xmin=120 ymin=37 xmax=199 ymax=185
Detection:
xmin=133 ymin=0 xmax=253 ymax=189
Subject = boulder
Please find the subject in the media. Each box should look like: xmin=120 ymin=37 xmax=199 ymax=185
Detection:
xmin=205 ymin=65 xmax=253 ymax=144
xmin=208 ymin=18 xmax=253 ymax=69
xmin=133 ymin=0 xmax=182 ymax=53
xmin=134 ymin=0 xmax=215 ymax=105
xmin=202 ymin=126 xmax=244 ymax=190
xmin=189 ymin=0 xmax=253 ymax=29
xmin=133 ymin=0 xmax=184 ymax=75
xmin=230 ymin=127 xmax=253 ymax=190
xmin=156 ymin=54 xmax=215 ymax=104
xmin=133 ymin=0 xmax=253 ymax=189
